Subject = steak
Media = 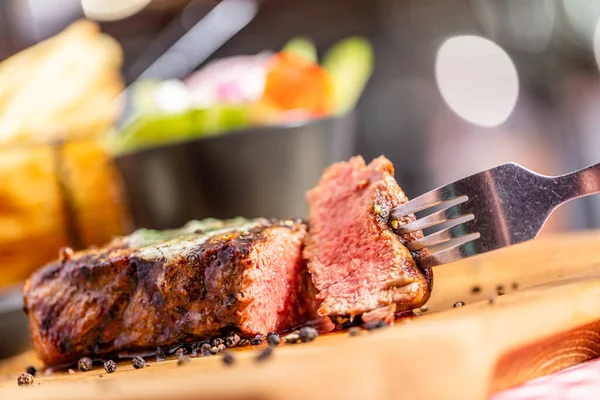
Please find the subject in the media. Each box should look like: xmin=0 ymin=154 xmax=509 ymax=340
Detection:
xmin=23 ymin=218 xmax=315 ymax=366
xmin=304 ymin=155 xmax=432 ymax=318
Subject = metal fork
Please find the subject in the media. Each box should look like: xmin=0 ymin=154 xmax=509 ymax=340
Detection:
xmin=391 ymin=162 xmax=600 ymax=268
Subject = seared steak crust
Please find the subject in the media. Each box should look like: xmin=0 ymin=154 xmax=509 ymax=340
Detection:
xmin=24 ymin=218 xmax=312 ymax=366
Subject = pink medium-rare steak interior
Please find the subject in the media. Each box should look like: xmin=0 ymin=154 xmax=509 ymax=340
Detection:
xmin=238 ymin=224 xmax=314 ymax=334
xmin=304 ymin=155 xmax=432 ymax=317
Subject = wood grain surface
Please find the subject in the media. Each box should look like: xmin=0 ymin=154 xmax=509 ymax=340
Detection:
xmin=3 ymin=231 xmax=600 ymax=400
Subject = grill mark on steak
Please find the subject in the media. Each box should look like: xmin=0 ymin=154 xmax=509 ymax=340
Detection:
xmin=24 ymin=218 xmax=316 ymax=366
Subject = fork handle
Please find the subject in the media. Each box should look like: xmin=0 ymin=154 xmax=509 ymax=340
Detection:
xmin=554 ymin=162 xmax=600 ymax=202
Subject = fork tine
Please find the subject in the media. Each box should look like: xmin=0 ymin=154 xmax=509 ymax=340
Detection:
xmin=391 ymin=193 xmax=468 ymax=220
xmin=396 ymin=204 xmax=466 ymax=234
xmin=418 ymin=233 xmax=482 ymax=268
xmin=405 ymin=215 xmax=475 ymax=251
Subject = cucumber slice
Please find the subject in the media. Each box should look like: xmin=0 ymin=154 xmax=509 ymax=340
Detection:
xmin=200 ymin=106 xmax=250 ymax=136
xmin=130 ymin=79 xmax=162 ymax=115
xmin=114 ymin=111 xmax=197 ymax=153
xmin=322 ymin=36 xmax=374 ymax=115
xmin=111 ymin=105 xmax=251 ymax=154
xmin=282 ymin=36 xmax=318 ymax=63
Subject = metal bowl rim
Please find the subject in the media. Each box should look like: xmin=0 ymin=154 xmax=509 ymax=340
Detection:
xmin=112 ymin=114 xmax=347 ymax=159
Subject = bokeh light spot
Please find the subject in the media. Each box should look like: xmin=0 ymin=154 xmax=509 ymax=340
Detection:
xmin=435 ymin=35 xmax=519 ymax=128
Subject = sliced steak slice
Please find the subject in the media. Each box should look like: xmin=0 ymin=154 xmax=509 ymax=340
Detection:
xmin=23 ymin=218 xmax=314 ymax=366
xmin=304 ymin=155 xmax=432 ymax=317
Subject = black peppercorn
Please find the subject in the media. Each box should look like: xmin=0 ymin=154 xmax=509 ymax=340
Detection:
xmin=156 ymin=347 xmax=166 ymax=362
xmin=348 ymin=327 xmax=362 ymax=337
xmin=266 ymin=332 xmax=280 ymax=347
xmin=17 ymin=372 xmax=34 ymax=386
xmin=78 ymin=357 xmax=93 ymax=372
xmin=471 ymin=286 xmax=481 ymax=294
xmin=201 ymin=348 xmax=212 ymax=357
xmin=496 ymin=285 xmax=505 ymax=296
xmin=225 ymin=334 xmax=241 ymax=348
xmin=103 ymin=360 xmax=117 ymax=374
xmin=25 ymin=366 xmax=37 ymax=377
xmin=255 ymin=347 xmax=273 ymax=362
xmin=175 ymin=347 xmax=187 ymax=357
xmin=222 ymin=352 xmax=235 ymax=366
xmin=199 ymin=343 xmax=212 ymax=356
xmin=212 ymin=338 xmax=225 ymax=347
xmin=511 ymin=282 xmax=519 ymax=290
xmin=250 ymin=335 xmax=263 ymax=345
xmin=283 ymin=331 xmax=300 ymax=344
xmin=17 ymin=373 xmax=34 ymax=386
xmin=238 ymin=338 xmax=249 ymax=347
xmin=364 ymin=320 xmax=387 ymax=331
xmin=453 ymin=301 xmax=465 ymax=308
xmin=199 ymin=342 xmax=211 ymax=351
xmin=298 ymin=326 xmax=318 ymax=342
xmin=131 ymin=356 xmax=145 ymax=369
xmin=177 ymin=355 xmax=191 ymax=366
xmin=192 ymin=342 xmax=209 ymax=356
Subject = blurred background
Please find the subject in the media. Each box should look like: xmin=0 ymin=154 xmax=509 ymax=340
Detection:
xmin=2 ymin=0 xmax=600 ymax=287
xmin=3 ymin=0 xmax=600 ymax=359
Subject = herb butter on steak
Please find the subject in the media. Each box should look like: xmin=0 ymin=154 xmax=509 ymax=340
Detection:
xmin=23 ymin=218 xmax=315 ymax=366
xmin=304 ymin=155 xmax=432 ymax=318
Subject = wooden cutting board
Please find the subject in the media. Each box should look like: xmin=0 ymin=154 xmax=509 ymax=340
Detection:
xmin=3 ymin=231 xmax=600 ymax=400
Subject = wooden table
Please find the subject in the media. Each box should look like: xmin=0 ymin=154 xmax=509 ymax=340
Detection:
xmin=3 ymin=231 xmax=600 ymax=399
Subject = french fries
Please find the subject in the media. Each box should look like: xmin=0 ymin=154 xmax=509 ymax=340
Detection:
xmin=0 ymin=20 xmax=124 ymax=145
xmin=0 ymin=20 xmax=130 ymax=286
